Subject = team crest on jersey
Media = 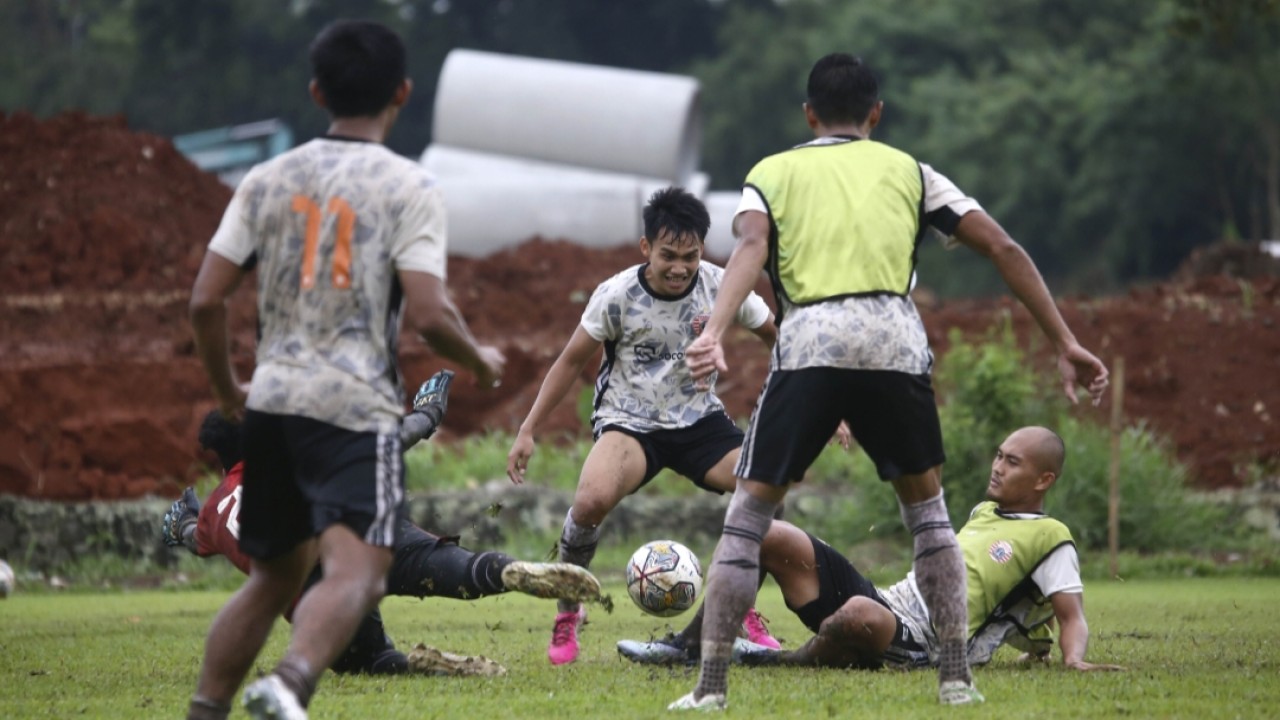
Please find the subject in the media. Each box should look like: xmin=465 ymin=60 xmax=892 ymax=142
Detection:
xmin=691 ymin=313 xmax=710 ymax=336
xmin=988 ymin=540 xmax=1014 ymax=564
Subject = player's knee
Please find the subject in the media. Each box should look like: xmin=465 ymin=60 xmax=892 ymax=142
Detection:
xmin=824 ymin=598 xmax=887 ymax=642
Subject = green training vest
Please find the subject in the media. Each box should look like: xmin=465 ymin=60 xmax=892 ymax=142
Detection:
xmin=961 ymin=501 xmax=1075 ymax=641
xmin=744 ymin=138 xmax=925 ymax=305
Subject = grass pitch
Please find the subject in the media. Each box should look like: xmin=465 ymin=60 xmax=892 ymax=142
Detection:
xmin=1 ymin=578 xmax=1277 ymax=719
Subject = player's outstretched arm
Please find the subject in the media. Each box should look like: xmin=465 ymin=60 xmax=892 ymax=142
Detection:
xmin=161 ymin=487 xmax=203 ymax=554
xmin=953 ymin=211 xmax=1108 ymax=406
xmin=507 ymin=326 xmax=600 ymax=484
xmin=1050 ymin=591 xmax=1125 ymax=671
xmin=401 ymin=369 xmax=454 ymax=447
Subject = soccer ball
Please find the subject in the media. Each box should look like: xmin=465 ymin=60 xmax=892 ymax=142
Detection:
xmin=0 ymin=559 xmax=14 ymax=599
xmin=626 ymin=540 xmax=702 ymax=617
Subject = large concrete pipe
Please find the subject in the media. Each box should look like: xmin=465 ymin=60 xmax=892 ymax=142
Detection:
xmin=431 ymin=50 xmax=702 ymax=183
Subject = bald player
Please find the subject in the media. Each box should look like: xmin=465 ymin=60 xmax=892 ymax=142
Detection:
xmin=619 ymin=426 xmax=1125 ymax=673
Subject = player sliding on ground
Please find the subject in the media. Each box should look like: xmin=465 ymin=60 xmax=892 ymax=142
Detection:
xmin=164 ymin=371 xmax=603 ymax=676
xmin=619 ymin=427 xmax=1125 ymax=674
xmin=506 ymin=187 xmax=836 ymax=665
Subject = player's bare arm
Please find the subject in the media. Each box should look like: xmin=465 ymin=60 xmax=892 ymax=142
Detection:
xmin=400 ymin=269 xmax=505 ymax=387
xmin=687 ymin=210 xmax=770 ymax=383
xmin=1049 ymin=591 xmax=1125 ymax=672
xmin=953 ymin=211 xmax=1108 ymax=406
xmin=189 ymin=251 xmax=249 ymax=419
xmin=507 ymin=326 xmax=602 ymax=484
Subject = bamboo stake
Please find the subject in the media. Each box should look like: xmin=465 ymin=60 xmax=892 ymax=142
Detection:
xmin=1108 ymin=357 xmax=1125 ymax=578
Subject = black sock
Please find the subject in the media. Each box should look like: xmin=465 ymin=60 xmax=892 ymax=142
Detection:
xmin=272 ymin=657 xmax=318 ymax=709
xmin=388 ymin=534 xmax=513 ymax=600
xmin=186 ymin=697 xmax=230 ymax=720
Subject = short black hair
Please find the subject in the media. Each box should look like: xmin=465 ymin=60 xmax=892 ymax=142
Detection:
xmin=642 ymin=186 xmax=710 ymax=245
xmin=198 ymin=410 xmax=243 ymax=474
xmin=309 ymin=19 xmax=407 ymax=118
xmin=806 ymin=53 xmax=879 ymax=126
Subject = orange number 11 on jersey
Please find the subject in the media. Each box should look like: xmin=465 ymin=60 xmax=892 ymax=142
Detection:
xmin=292 ymin=194 xmax=355 ymax=290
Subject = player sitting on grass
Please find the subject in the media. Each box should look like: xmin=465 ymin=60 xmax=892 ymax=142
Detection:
xmin=506 ymin=186 xmax=802 ymax=665
xmin=164 ymin=370 xmax=603 ymax=676
xmin=619 ymin=427 xmax=1125 ymax=673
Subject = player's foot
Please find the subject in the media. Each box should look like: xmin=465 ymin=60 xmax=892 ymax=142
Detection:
xmin=367 ymin=649 xmax=409 ymax=675
xmin=731 ymin=637 xmax=783 ymax=666
xmin=938 ymin=679 xmax=985 ymax=705
xmin=407 ymin=643 xmax=507 ymax=677
xmin=741 ymin=607 xmax=781 ymax=649
xmin=547 ymin=607 xmax=586 ymax=665
xmin=502 ymin=561 xmax=602 ymax=604
xmin=617 ymin=634 xmax=695 ymax=666
xmin=243 ymin=675 xmax=307 ymax=720
xmin=667 ymin=692 xmax=726 ymax=711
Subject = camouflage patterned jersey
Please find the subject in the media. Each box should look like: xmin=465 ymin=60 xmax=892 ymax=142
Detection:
xmin=581 ymin=262 xmax=771 ymax=434
xmin=738 ymin=139 xmax=984 ymax=374
xmin=208 ymin=137 xmax=446 ymax=434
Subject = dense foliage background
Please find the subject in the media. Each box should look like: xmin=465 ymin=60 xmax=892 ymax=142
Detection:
xmin=4 ymin=0 xmax=1277 ymax=294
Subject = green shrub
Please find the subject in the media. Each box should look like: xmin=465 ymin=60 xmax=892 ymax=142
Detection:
xmin=931 ymin=321 xmax=1238 ymax=553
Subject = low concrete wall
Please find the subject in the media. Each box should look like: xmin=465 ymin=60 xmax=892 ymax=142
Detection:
xmin=3 ymin=482 xmax=1276 ymax=577
xmin=0 ymin=485 xmax=741 ymax=575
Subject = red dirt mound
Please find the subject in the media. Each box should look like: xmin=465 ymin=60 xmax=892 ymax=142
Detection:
xmin=0 ymin=112 xmax=1276 ymax=499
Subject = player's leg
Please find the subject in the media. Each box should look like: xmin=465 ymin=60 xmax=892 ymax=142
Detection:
xmin=243 ymin=417 xmax=403 ymax=716
xmin=271 ymin=525 xmax=393 ymax=695
xmin=188 ymin=410 xmax=314 ymax=720
xmin=845 ymin=370 xmax=979 ymax=704
xmin=784 ymin=598 xmax=897 ymax=668
xmin=187 ymin=544 xmax=315 ymax=720
xmin=704 ymin=449 xmax=782 ymax=648
xmin=387 ymin=521 xmax=600 ymax=604
xmin=549 ymin=430 xmax=649 ymax=664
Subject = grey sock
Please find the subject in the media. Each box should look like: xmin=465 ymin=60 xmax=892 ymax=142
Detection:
xmin=556 ymin=509 xmax=600 ymax=614
xmin=900 ymin=492 xmax=970 ymax=684
xmin=694 ymin=491 xmax=778 ymax=700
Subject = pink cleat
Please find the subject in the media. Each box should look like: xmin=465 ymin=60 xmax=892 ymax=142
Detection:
xmin=742 ymin=607 xmax=781 ymax=650
xmin=548 ymin=607 xmax=586 ymax=665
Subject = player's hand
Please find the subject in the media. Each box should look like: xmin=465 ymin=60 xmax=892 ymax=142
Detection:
xmin=506 ymin=431 xmax=535 ymax=485
xmin=1066 ymin=659 xmax=1126 ymax=672
xmin=686 ymin=333 xmax=727 ymax=390
xmin=831 ymin=421 xmax=852 ymax=450
xmin=413 ymin=369 xmax=455 ymax=415
xmin=474 ymin=345 xmax=506 ymax=389
xmin=161 ymin=487 xmax=201 ymax=551
xmin=1056 ymin=344 xmax=1109 ymax=406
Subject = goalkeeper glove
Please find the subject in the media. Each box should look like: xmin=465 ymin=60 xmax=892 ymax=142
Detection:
xmin=403 ymin=369 xmax=454 ymax=445
xmin=162 ymin=486 xmax=201 ymax=552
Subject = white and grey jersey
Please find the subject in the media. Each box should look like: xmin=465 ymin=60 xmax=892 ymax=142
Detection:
xmin=208 ymin=137 xmax=446 ymax=434
xmin=581 ymin=262 xmax=771 ymax=434
xmin=737 ymin=146 xmax=983 ymax=374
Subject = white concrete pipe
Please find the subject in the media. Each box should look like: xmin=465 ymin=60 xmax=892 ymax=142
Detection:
xmin=431 ymin=50 xmax=702 ymax=183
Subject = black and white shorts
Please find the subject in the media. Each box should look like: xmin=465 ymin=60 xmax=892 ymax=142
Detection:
xmin=737 ymin=367 xmax=946 ymax=484
xmin=239 ymin=410 xmax=404 ymax=560
xmin=598 ymin=412 xmax=743 ymax=492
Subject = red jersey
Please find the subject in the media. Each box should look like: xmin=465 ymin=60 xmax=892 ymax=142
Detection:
xmin=194 ymin=462 xmax=252 ymax=574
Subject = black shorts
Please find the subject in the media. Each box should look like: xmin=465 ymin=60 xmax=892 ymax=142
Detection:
xmin=793 ymin=532 xmax=929 ymax=669
xmin=597 ymin=412 xmax=743 ymax=493
xmin=239 ymin=411 xmax=404 ymax=560
xmin=791 ymin=531 xmax=886 ymax=634
xmin=737 ymin=367 xmax=945 ymax=483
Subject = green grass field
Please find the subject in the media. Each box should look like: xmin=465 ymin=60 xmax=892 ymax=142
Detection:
xmin=2 ymin=578 xmax=1278 ymax=719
